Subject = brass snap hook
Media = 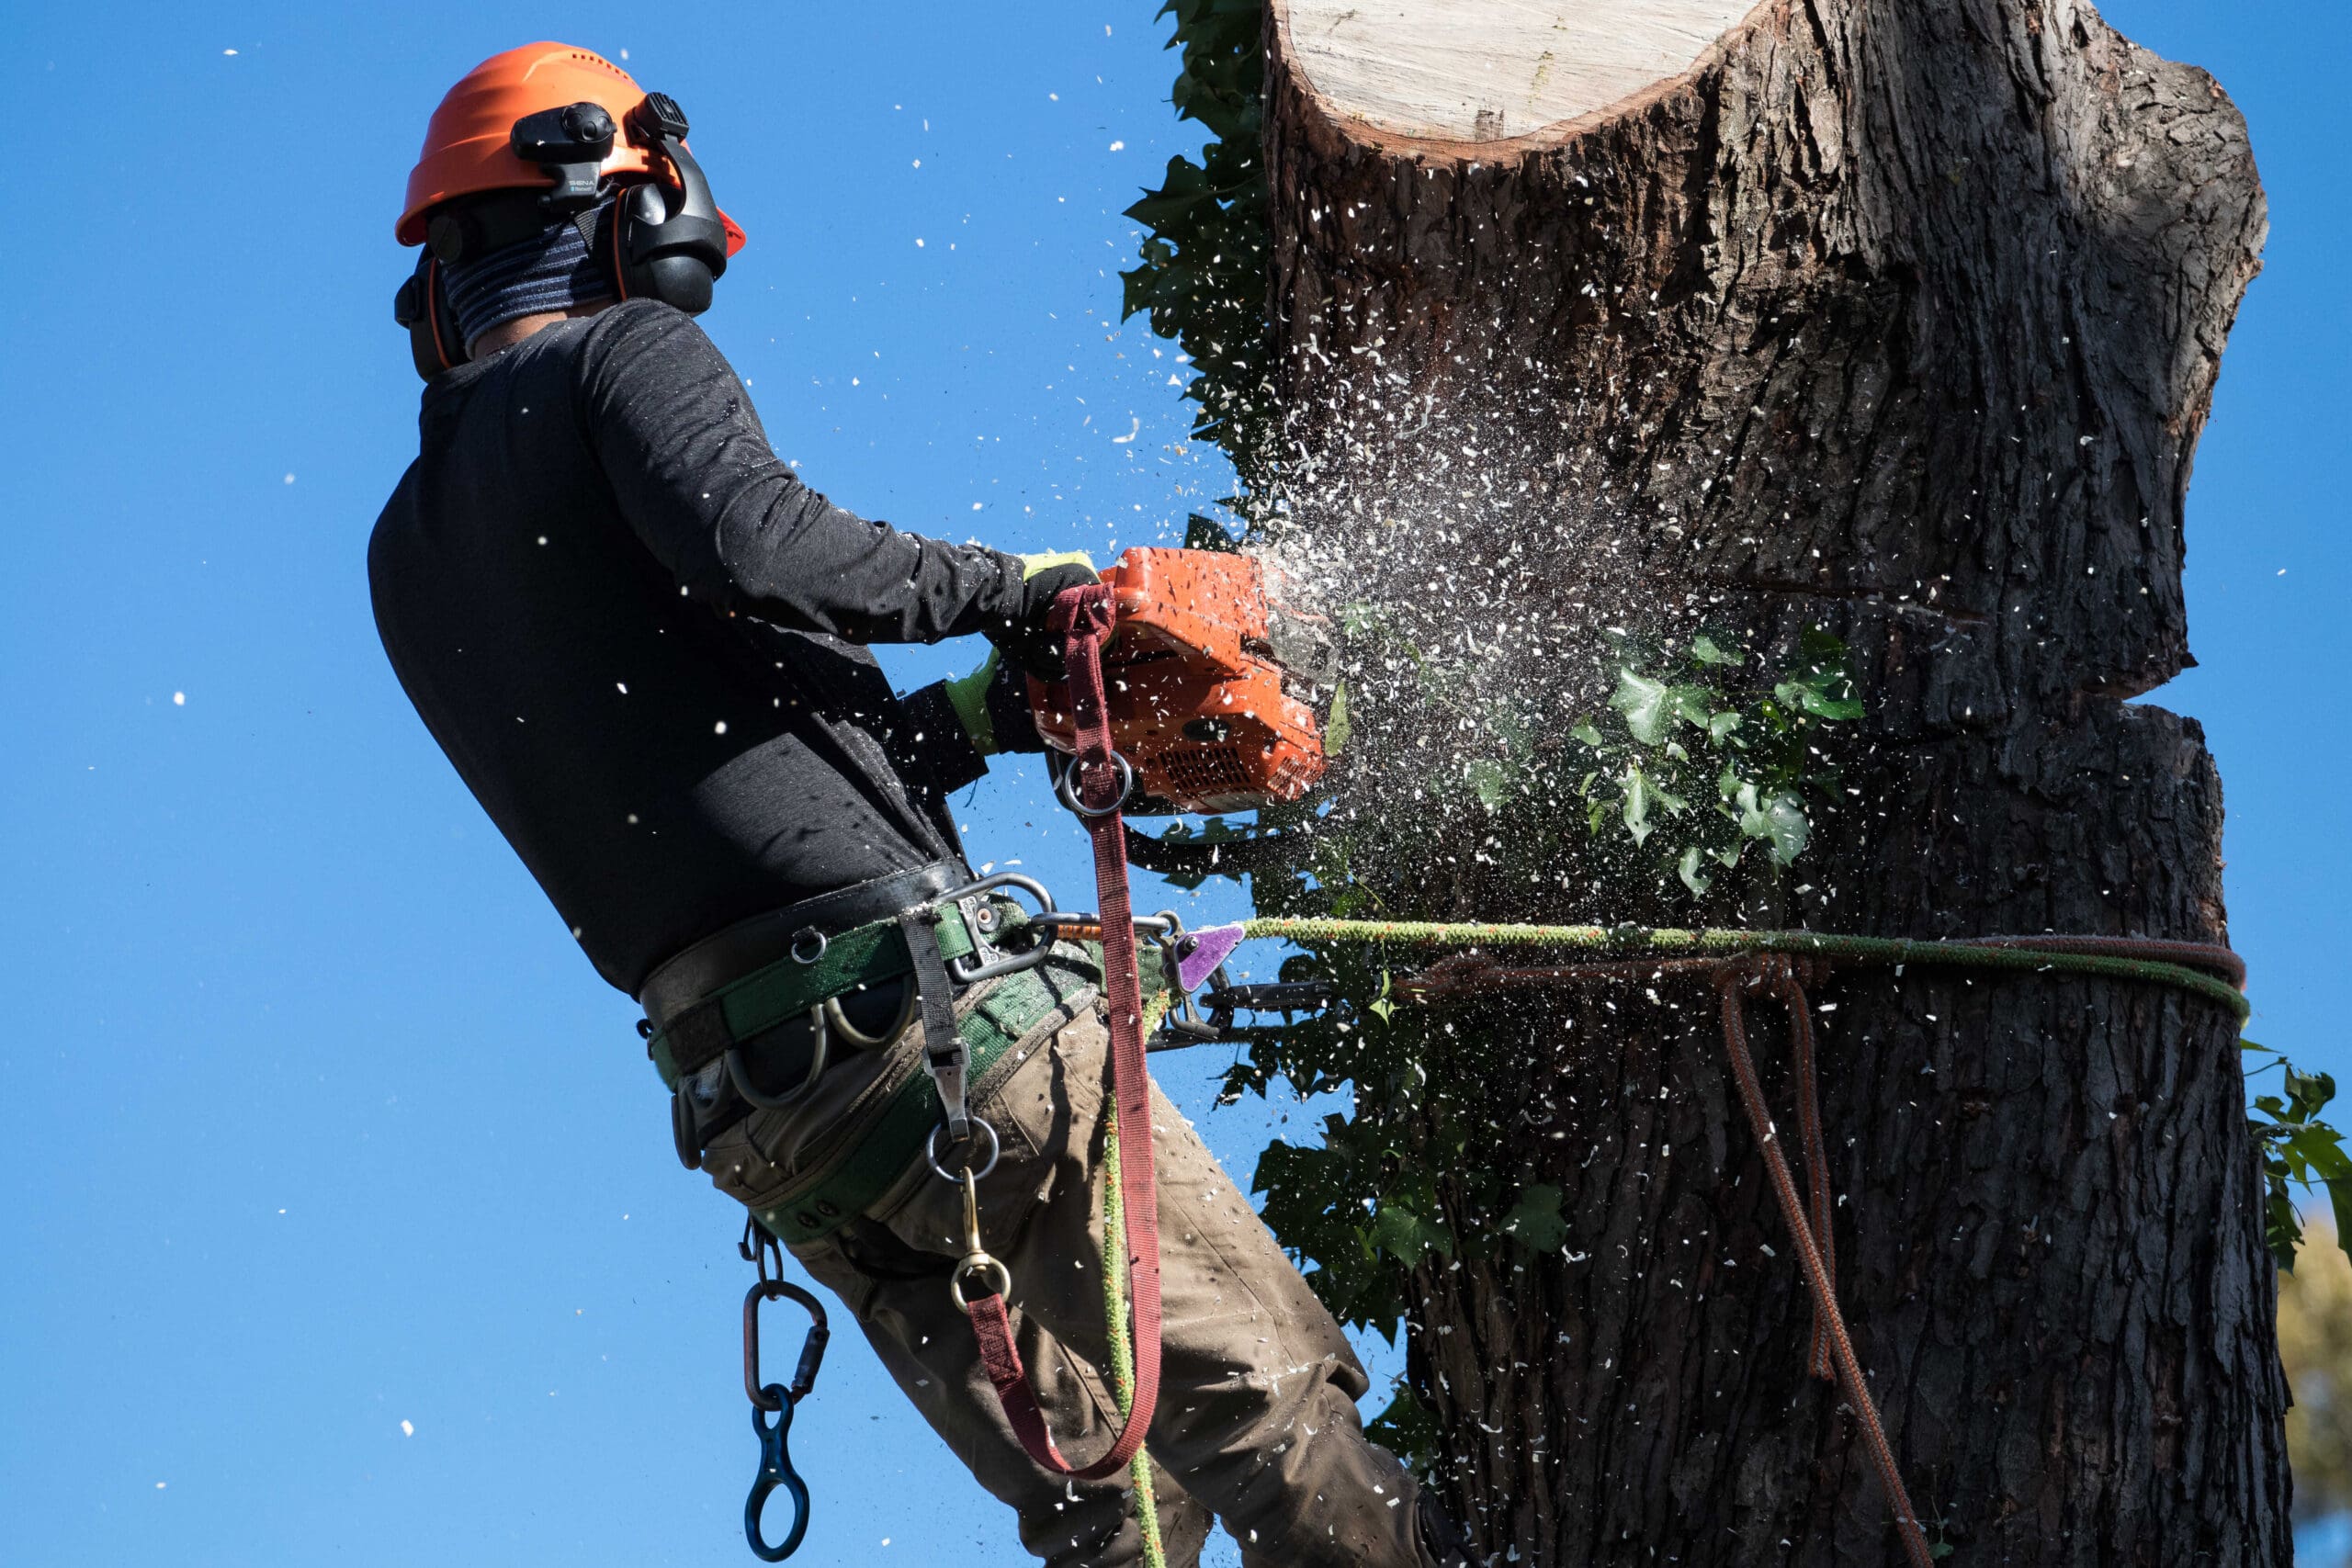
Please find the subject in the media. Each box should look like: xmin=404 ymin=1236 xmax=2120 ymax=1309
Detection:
xmin=946 ymin=1168 xmax=1014 ymax=1313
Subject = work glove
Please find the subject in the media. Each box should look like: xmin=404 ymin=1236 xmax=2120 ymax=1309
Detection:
xmin=984 ymin=550 xmax=1099 ymax=681
xmin=941 ymin=647 xmax=1046 ymax=757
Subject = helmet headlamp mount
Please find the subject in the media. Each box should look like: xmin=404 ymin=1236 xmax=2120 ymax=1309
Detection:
xmin=509 ymin=100 xmax=617 ymax=218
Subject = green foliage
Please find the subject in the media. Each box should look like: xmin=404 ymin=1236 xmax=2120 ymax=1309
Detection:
xmin=1363 ymin=1378 xmax=1442 ymax=1480
xmin=1139 ymin=815 xmax=1259 ymax=891
xmin=1122 ymin=0 xmax=1274 ymax=492
xmin=1323 ymin=681 xmax=1352 ymax=758
xmin=1183 ymin=512 xmax=1243 ymax=552
xmin=2245 ymin=1040 xmax=2352 ymax=1272
xmin=1571 ymin=630 xmax=1860 ymax=896
xmin=1214 ymin=632 xmax=1863 ymax=1336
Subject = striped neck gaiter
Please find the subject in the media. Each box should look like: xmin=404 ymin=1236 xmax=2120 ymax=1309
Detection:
xmin=443 ymin=217 xmax=616 ymax=351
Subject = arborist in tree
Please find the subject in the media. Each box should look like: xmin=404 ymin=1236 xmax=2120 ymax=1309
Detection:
xmin=369 ymin=43 xmax=1468 ymax=1568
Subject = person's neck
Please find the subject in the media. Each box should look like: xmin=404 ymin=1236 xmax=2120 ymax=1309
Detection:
xmin=465 ymin=299 xmax=613 ymax=361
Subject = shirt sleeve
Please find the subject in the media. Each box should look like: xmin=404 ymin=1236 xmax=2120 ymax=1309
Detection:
xmin=573 ymin=300 xmax=1030 ymax=643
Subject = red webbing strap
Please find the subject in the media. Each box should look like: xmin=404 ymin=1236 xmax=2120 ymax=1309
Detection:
xmin=965 ymin=583 xmax=1162 ymax=1481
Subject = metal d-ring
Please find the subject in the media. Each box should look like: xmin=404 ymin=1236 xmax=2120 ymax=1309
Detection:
xmin=726 ymin=1008 xmax=831 ymax=1111
xmin=789 ymin=927 xmax=828 ymax=965
xmin=1053 ymin=749 xmax=1135 ymax=818
xmin=926 ymin=1114 xmax=1001 ymax=1183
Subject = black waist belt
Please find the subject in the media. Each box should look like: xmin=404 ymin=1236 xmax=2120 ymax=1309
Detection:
xmin=639 ymin=860 xmax=971 ymax=1033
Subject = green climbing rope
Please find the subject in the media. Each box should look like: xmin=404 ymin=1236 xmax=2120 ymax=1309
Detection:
xmin=1236 ymin=918 xmax=2251 ymax=1021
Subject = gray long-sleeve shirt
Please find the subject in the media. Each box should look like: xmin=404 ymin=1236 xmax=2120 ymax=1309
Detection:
xmin=369 ymin=299 xmax=1046 ymax=996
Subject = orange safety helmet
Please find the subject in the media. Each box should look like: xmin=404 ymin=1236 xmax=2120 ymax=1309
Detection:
xmin=396 ymin=41 xmax=744 ymax=255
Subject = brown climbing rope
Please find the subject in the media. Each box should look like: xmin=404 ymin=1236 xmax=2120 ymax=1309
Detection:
xmin=1715 ymin=956 xmax=1931 ymax=1568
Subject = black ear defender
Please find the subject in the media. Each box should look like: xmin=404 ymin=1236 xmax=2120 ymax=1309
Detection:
xmin=610 ymin=93 xmax=729 ymax=314
xmin=396 ymin=91 xmax=728 ymax=381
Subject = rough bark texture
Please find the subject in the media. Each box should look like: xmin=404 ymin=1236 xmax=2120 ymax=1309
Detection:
xmin=1261 ymin=0 xmax=2280 ymax=1562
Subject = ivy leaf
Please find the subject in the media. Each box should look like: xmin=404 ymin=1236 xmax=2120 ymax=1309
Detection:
xmin=1804 ymin=688 xmax=1867 ymax=722
xmin=1324 ymin=682 xmax=1351 ymax=758
xmin=1611 ymin=670 xmax=1672 ymax=744
xmin=1759 ymin=792 xmax=1812 ymax=864
xmin=1183 ymin=513 xmax=1241 ymax=553
xmin=1799 ymin=627 xmax=1849 ymax=664
xmin=1690 ymin=633 xmax=1742 ymax=667
xmin=1737 ymin=786 xmax=1811 ymax=863
xmin=1467 ymin=758 xmax=1510 ymax=811
xmin=1570 ymin=719 xmax=1607 ymax=749
xmin=1368 ymin=1199 xmax=1453 ymax=1267
xmin=1499 ymin=1184 xmax=1570 ymax=1253
xmin=1668 ymin=685 xmax=1716 ymax=728
xmin=1774 ymin=676 xmax=1864 ymax=722
xmin=1708 ymin=712 xmax=1742 ymax=742
xmin=1678 ymin=844 xmax=1713 ymax=896
xmin=1623 ymin=764 xmax=1657 ymax=845
xmin=1368 ymin=970 xmax=1397 ymax=1024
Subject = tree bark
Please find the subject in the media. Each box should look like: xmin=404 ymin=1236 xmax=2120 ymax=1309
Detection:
xmin=1258 ymin=0 xmax=2281 ymax=1562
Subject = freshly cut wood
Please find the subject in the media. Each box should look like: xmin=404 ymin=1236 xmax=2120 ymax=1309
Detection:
xmin=1281 ymin=0 xmax=1763 ymax=145
xmin=1259 ymin=0 xmax=2280 ymax=1562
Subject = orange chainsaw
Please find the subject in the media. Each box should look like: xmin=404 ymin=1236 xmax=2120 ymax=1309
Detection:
xmin=1028 ymin=547 xmax=1337 ymax=815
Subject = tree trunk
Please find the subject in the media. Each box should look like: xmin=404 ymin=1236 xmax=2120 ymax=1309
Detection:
xmin=1257 ymin=0 xmax=2282 ymax=1561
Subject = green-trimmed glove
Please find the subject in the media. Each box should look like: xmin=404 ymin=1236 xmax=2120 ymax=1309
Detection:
xmin=984 ymin=549 xmax=1100 ymax=679
xmin=943 ymin=646 xmax=1050 ymax=758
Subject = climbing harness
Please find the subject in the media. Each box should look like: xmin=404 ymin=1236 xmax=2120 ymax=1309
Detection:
xmin=643 ymin=861 xmax=1058 ymax=1175
xmin=739 ymin=1223 xmax=829 ymax=1562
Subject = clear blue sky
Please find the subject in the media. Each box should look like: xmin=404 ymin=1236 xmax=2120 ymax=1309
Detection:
xmin=1 ymin=3 xmax=2340 ymax=1565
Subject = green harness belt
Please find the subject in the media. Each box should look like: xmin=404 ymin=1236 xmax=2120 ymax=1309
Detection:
xmin=646 ymin=906 xmax=995 ymax=1088
xmin=650 ymin=921 xmax=1096 ymax=1248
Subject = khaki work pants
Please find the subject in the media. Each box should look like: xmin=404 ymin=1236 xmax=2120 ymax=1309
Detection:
xmin=703 ymin=995 xmax=1426 ymax=1567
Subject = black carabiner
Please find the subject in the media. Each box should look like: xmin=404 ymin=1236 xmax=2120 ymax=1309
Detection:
xmin=742 ymin=1278 xmax=828 ymax=1561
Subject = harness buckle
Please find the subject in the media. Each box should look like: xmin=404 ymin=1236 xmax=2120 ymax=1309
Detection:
xmin=933 ymin=872 xmax=1058 ymax=983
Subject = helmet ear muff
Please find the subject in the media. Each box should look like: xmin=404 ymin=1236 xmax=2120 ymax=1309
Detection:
xmin=392 ymin=252 xmax=468 ymax=382
xmin=611 ymin=176 xmax=718 ymax=313
xmin=605 ymin=94 xmax=729 ymax=315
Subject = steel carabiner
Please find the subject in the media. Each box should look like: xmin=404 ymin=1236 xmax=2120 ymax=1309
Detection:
xmin=742 ymin=1277 xmax=828 ymax=1561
